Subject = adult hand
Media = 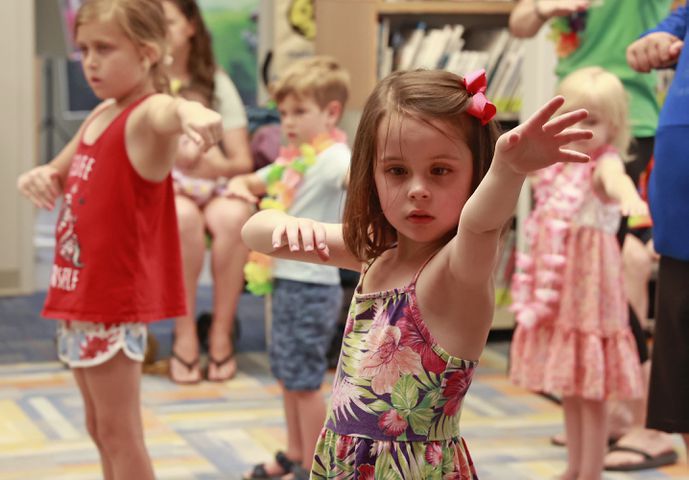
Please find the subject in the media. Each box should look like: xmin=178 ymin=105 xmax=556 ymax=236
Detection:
xmin=627 ymin=32 xmax=683 ymax=72
xmin=535 ymin=0 xmax=590 ymax=19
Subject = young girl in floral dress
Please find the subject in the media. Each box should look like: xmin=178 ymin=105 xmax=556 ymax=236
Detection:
xmin=241 ymin=67 xmax=594 ymax=478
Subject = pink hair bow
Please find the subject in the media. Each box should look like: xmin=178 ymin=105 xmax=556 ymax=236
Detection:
xmin=462 ymin=69 xmax=497 ymax=125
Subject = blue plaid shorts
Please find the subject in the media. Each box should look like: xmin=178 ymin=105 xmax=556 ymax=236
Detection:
xmin=269 ymin=279 xmax=343 ymax=391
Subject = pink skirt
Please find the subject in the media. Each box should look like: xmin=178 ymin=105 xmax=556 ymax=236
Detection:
xmin=510 ymin=225 xmax=644 ymax=400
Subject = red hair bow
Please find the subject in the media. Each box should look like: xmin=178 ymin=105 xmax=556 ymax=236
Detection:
xmin=462 ymin=69 xmax=497 ymax=125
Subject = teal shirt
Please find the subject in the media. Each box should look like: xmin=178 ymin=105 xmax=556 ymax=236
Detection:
xmin=554 ymin=0 xmax=671 ymax=137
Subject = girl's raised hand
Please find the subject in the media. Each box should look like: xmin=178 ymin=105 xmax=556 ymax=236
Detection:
xmin=17 ymin=164 xmax=62 ymax=210
xmin=177 ymin=101 xmax=223 ymax=152
xmin=496 ymin=95 xmax=592 ymax=175
xmin=271 ymin=217 xmax=331 ymax=262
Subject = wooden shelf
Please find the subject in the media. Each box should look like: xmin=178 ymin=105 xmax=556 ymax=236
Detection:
xmin=377 ymin=1 xmax=514 ymax=15
xmin=316 ymin=0 xmax=516 ymax=109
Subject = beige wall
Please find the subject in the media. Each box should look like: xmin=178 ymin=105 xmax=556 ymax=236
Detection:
xmin=0 ymin=1 xmax=36 ymax=295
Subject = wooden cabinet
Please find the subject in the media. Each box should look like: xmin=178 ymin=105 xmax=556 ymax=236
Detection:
xmin=315 ymin=0 xmax=514 ymax=110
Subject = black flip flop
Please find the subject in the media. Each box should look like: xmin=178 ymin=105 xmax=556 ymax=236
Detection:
xmin=605 ymin=444 xmax=678 ymax=471
xmin=244 ymin=451 xmax=297 ymax=479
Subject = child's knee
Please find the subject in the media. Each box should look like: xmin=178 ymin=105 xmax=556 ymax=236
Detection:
xmin=95 ymin=416 xmax=143 ymax=454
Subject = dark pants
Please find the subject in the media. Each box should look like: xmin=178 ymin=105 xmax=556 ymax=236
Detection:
xmin=646 ymin=256 xmax=689 ymax=432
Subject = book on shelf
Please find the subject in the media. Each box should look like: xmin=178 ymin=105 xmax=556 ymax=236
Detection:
xmin=378 ymin=20 xmax=523 ymax=116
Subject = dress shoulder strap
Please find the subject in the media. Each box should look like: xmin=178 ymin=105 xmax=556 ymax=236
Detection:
xmin=410 ymin=249 xmax=442 ymax=287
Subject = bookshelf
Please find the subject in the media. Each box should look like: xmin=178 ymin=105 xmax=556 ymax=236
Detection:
xmin=315 ymin=0 xmax=517 ymax=111
xmin=315 ymin=0 xmax=518 ymax=330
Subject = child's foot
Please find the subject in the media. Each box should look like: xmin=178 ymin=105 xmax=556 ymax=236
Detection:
xmin=243 ymin=451 xmax=299 ymax=479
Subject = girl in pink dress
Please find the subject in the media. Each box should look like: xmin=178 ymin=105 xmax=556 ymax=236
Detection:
xmin=510 ymin=66 xmax=648 ymax=480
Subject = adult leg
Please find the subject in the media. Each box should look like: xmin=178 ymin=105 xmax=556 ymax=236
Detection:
xmin=578 ymin=398 xmax=607 ymax=480
xmin=622 ymin=234 xmax=654 ymax=330
xmin=560 ymin=397 xmax=583 ymax=480
xmin=204 ymin=197 xmax=253 ymax=381
xmin=73 ymin=368 xmax=114 ymax=480
xmin=647 ymin=256 xmax=689 ymax=462
xmin=171 ymin=195 xmax=205 ymax=383
xmin=81 ymin=351 xmax=155 ymax=480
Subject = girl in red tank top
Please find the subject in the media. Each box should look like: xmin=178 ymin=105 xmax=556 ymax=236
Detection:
xmin=17 ymin=1 xmax=222 ymax=478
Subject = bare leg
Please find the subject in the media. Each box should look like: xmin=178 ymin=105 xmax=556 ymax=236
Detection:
xmin=294 ymin=389 xmax=327 ymax=471
xmin=560 ymin=396 xmax=582 ymax=480
xmin=243 ymin=384 xmax=302 ymax=479
xmin=171 ymin=195 xmax=205 ymax=383
xmin=622 ymin=235 xmax=654 ymax=330
xmin=82 ymin=352 xmax=155 ymax=480
xmin=578 ymin=398 xmax=607 ymax=480
xmin=683 ymin=434 xmax=689 ymax=465
xmin=203 ymin=197 xmax=252 ymax=381
xmin=73 ymin=368 xmax=114 ymax=480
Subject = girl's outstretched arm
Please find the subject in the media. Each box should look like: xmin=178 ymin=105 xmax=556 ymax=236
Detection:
xmin=451 ymin=96 xmax=592 ymax=283
xmin=595 ymin=155 xmax=649 ymax=217
xmin=129 ymin=95 xmax=223 ymax=181
xmin=241 ymin=210 xmax=361 ymax=271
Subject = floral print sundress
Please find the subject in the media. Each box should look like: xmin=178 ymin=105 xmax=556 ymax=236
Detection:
xmin=311 ymin=258 xmax=479 ymax=479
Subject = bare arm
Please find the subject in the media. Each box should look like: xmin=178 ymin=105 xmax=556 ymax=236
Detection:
xmin=144 ymin=94 xmax=223 ymax=145
xmin=241 ymin=209 xmax=361 ymax=271
xmin=224 ymin=173 xmax=268 ymax=204
xmin=16 ymin=101 xmax=111 ymax=209
xmin=509 ymin=0 xmax=590 ymax=38
xmin=595 ymin=155 xmax=649 ymax=216
xmin=450 ymin=96 xmax=592 ymax=285
xmin=185 ymin=126 xmax=253 ymax=178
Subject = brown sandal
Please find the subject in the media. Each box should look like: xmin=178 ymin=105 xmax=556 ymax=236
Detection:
xmin=169 ymin=350 xmax=201 ymax=385
xmin=206 ymin=351 xmax=237 ymax=382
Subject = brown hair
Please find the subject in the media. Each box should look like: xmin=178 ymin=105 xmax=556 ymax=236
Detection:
xmin=343 ymin=69 xmax=501 ymax=261
xmin=75 ymin=0 xmax=170 ymax=94
xmin=163 ymin=0 xmax=216 ymax=106
xmin=272 ymin=56 xmax=350 ymax=114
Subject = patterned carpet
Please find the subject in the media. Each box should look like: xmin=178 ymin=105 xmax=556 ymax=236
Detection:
xmin=0 ymin=347 xmax=686 ymax=479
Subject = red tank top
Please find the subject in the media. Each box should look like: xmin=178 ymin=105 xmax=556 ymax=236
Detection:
xmin=43 ymin=96 xmax=186 ymax=324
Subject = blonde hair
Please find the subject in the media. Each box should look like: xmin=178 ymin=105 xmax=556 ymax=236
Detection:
xmin=557 ymin=66 xmax=631 ymax=157
xmin=75 ymin=0 xmax=169 ymax=94
xmin=343 ymin=69 xmax=501 ymax=261
xmin=272 ymin=56 xmax=350 ymax=114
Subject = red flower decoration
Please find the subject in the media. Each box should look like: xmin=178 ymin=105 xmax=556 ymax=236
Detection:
xmin=378 ymin=409 xmax=408 ymax=436
xmin=335 ymin=434 xmax=353 ymax=460
xmin=442 ymin=370 xmax=473 ymax=416
xmin=357 ymin=464 xmax=375 ymax=480
xmin=398 ymin=309 xmax=447 ymax=375
xmin=79 ymin=335 xmax=114 ymax=360
xmin=425 ymin=442 xmax=443 ymax=466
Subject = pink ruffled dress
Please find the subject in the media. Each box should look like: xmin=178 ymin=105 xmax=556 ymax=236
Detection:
xmin=509 ymin=146 xmax=643 ymax=400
